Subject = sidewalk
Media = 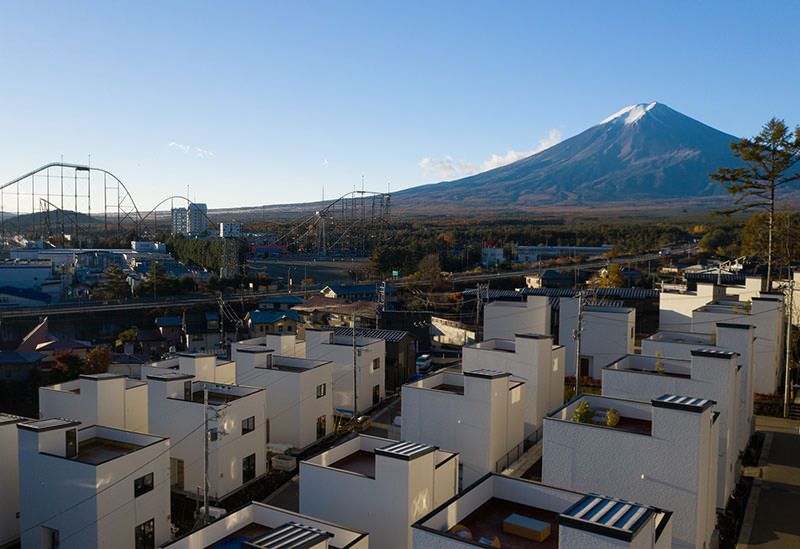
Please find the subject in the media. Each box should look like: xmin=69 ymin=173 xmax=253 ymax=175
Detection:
xmin=737 ymin=416 xmax=800 ymax=548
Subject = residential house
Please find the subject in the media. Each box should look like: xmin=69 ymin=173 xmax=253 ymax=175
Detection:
xmin=258 ymin=295 xmax=304 ymax=311
xmin=463 ymin=334 xmax=564 ymax=438
xmin=559 ymin=299 xmax=635 ymax=379
xmin=659 ymin=277 xmax=764 ymax=331
xmin=17 ymin=418 xmax=170 ymax=549
xmin=602 ymin=349 xmax=739 ymax=508
xmin=147 ymin=373 xmax=266 ymax=501
xmin=525 ymin=269 xmax=574 ymax=289
xmin=137 ymin=329 xmax=168 ymax=358
xmin=412 ymin=473 xmax=672 ymax=549
xmin=332 ymin=326 xmax=417 ymax=392
xmin=543 ymin=394 xmax=718 ymax=549
xmin=304 ymin=328 xmax=385 ymax=417
xmin=155 ymin=316 xmax=182 ymax=349
xmin=161 ymin=502 xmax=368 ymax=549
xmin=39 ymin=373 xmax=149 ymax=433
xmin=183 ymin=311 xmax=223 ymax=353
xmin=0 ymin=351 xmax=45 ymax=382
xmin=245 ymin=310 xmax=298 ymax=337
xmin=483 ymin=296 xmax=551 ymax=341
xmin=0 ymin=414 xmax=30 ymax=547
xmin=230 ymin=342 xmax=333 ymax=449
xmin=401 ymin=369 xmax=525 ymax=486
xmin=300 ymin=435 xmax=459 ymax=549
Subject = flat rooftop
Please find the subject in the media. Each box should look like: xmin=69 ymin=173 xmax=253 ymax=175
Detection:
xmin=329 ymin=450 xmax=375 ymax=479
xmin=207 ymin=523 xmax=344 ymax=549
xmin=73 ymin=437 xmax=142 ymax=465
xmin=192 ymin=390 xmax=240 ymax=405
xmin=647 ymin=331 xmax=713 ymax=345
xmin=457 ymin=497 xmax=558 ymax=549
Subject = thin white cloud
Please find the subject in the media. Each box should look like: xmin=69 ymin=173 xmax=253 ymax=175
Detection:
xmin=418 ymin=128 xmax=562 ymax=180
xmin=322 ymin=158 xmax=329 ymax=167
xmin=168 ymin=142 xmax=214 ymax=159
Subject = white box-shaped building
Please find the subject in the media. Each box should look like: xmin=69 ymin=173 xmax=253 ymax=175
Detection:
xmin=692 ymin=295 xmax=783 ymax=394
xmin=147 ymin=373 xmax=266 ymax=501
xmin=463 ymin=334 xmax=563 ymax=437
xmin=161 ymin=501 xmax=368 ymax=549
xmin=642 ymin=322 xmax=756 ymax=457
xmin=543 ymin=394 xmax=718 ymax=549
xmin=559 ymin=299 xmax=635 ymax=379
xmin=39 ymin=373 xmax=148 ymax=433
xmin=17 ymin=419 xmax=170 ymax=549
xmin=300 ymin=435 xmax=459 ymax=549
xmin=304 ymin=328 xmax=385 ymax=416
xmin=401 ymin=369 xmax=525 ymax=486
xmin=412 ymin=473 xmax=673 ymax=549
xmin=0 ymin=414 xmax=29 ymax=547
xmin=231 ymin=343 xmax=334 ymax=449
xmin=602 ymin=349 xmax=739 ymax=508
xmin=483 ymin=296 xmax=550 ymax=341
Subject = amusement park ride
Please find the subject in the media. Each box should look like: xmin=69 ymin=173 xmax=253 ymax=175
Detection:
xmin=1 ymin=162 xmax=391 ymax=256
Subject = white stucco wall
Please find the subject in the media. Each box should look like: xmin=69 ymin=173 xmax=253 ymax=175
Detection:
xmin=0 ymin=418 xmax=23 ymax=546
xmin=483 ymin=296 xmax=550 ymax=340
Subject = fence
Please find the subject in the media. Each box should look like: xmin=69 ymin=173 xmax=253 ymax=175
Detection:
xmin=495 ymin=426 xmax=543 ymax=473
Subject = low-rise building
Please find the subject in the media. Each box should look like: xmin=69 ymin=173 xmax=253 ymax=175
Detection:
xmin=543 ymin=394 xmax=718 ymax=549
xmin=463 ymin=334 xmax=564 ymax=437
xmin=141 ymin=352 xmax=236 ymax=385
xmin=481 ymin=247 xmax=504 ymax=267
xmin=602 ymin=349 xmax=739 ymax=508
xmin=245 ymin=309 xmax=298 ymax=337
xmin=231 ymin=342 xmax=333 ymax=449
xmin=332 ymin=326 xmax=417 ymax=392
xmin=258 ymin=295 xmax=305 ymax=311
xmin=17 ymin=418 xmax=170 ymax=549
xmin=304 ymin=328 xmax=385 ymax=417
xmin=483 ymin=296 xmax=550 ymax=341
xmin=155 ymin=316 xmax=183 ymax=349
xmin=300 ymin=435 xmax=459 ymax=549
xmin=162 ymin=501 xmax=369 ymax=549
xmin=559 ymin=298 xmax=635 ymax=379
xmin=147 ymin=373 xmax=266 ymax=501
xmin=0 ymin=414 xmax=30 ymax=547
xmin=0 ymin=350 xmax=45 ymax=382
xmin=401 ymin=369 xmax=525 ymax=486
xmin=412 ymin=473 xmax=672 ymax=549
xmin=39 ymin=373 xmax=149 ymax=433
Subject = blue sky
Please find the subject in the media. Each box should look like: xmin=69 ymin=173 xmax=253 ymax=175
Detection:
xmin=1 ymin=1 xmax=798 ymax=210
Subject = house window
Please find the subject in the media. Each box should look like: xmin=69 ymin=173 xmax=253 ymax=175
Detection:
xmin=371 ymin=358 xmax=380 ymax=371
xmin=278 ymin=325 xmax=283 ymax=333
xmin=183 ymin=381 xmax=192 ymax=401
xmin=209 ymin=428 xmax=218 ymax=442
xmin=170 ymin=458 xmax=184 ymax=490
xmin=242 ymin=416 xmax=255 ymax=435
xmin=65 ymin=428 xmax=77 ymax=458
xmin=373 ymin=384 xmax=380 ymax=405
xmin=134 ymin=472 xmax=154 ymax=497
xmin=316 ymin=383 xmax=326 ymax=398
xmin=316 ymin=415 xmax=326 ymax=439
xmin=135 ymin=518 xmax=155 ymax=549
xmin=265 ymin=419 xmax=270 ymax=443
xmin=243 ymin=453 xmax=256 ymax=483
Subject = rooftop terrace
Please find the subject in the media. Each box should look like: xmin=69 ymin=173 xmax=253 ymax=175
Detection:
xmin=605 ymin=355 xmax=692 ymax=379
xmin=547 ymin=394 xmax=653 ymax=436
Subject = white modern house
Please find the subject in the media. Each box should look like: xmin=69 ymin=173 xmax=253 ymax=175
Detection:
xmin=482 ymin=296 xmax=550 ymax=341
xmin=17 ymin=418 xmax=170 ymax=549
xmin=401 ymin=369 xmax=525 ymax=486
xmin=161 ymin=501 xmax=369 ymax=549
xmin=140 ymin=352 xmax=236 ymax=385
xmin=659 ymin=277 xmax=764 ymax=331
xmin=0 ymin=414 xmax=29 ymax=547
xmin=559 ymin=298 xmax=635 ymax=379
xmin=147 ymin=372 xmax=266 ymax=501
xmin=304 ymin=328 xmax=385 ymax=417
xmin=231 ymin=342 xmax=334 ymax=449
xmin=692 ymin=295 xmax=784 ymax=394
xmin=602 ymin=349 xmax=739 ymax=508
xmin=642 ymin=322 xmax=756 ymax=456
xmin=39 ymin=373 xmax=148 ymax=433
xmin=543 ymin=393 xmax=718 ymax=549
xmin=463 ymin=333 xmax=564 ymax=437
xmin=300 ymin=435 xmax=459 ymax=549
xmin=412 ymin=473 xmax=672 ymax=549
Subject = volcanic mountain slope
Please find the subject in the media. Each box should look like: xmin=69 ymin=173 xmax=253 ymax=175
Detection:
xmin=394 ymin=102 xmax=742 ymax=211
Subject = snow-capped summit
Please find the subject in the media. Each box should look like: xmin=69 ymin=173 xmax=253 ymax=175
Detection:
xmin=599 ymin=102 xmax=659 ymax=125
xmin=395 ymin=102 xmax=742 ymax=211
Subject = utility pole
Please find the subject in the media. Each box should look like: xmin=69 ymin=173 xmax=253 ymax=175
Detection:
xmin=784 ymin=280 xmax=794 ymax=418
xmin=572 ymin=292 xmax=584 ymax=397
xmin=352 ymin=311 xmax=358 ymax=423
xmin=202 ymin=387 xmax=209 ymax=525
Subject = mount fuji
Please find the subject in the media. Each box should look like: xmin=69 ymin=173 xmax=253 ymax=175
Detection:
xmin=394 ymin=102 xmax=742 ymax=212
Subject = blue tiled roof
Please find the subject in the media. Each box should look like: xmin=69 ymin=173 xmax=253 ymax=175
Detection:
xmin=156 ymin=316 xmax=182 ymax=328
xmin=248 ymin=310 xmax=299 ymax=324
xmin=0 ymin=286 xmax=51 ymax=304
xmin=0 ymin=351 xmax=46 ymax=364
xmin=259 ymin=295 xmax=305 ymax=305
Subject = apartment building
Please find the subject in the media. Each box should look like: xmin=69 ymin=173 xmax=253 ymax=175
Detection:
xmin=602 ymin=349 xmax=739 ymax=508
xmin=161 ymin=501 xmax=368 ymax=549
xmin=483 ymin=296 xmax=550 ymax=340
xmin=543 ymin=394 xmax=718 ymax=549
xmin=463 ymin=333 xmax=563 ymax=437
xmin=300 ymin=435 xmax=459 ymax=549
xmin=17 ymin=419 xmax=170 ymax=549
xmin=147 ymin=373 xmax=266 ymax=501
xmin=559 ymin=298 xmax=635 ymax=379
xmin=304 ymin=328 xmax=385 ymax=417
xmin=412 ymin=473 xmax=672 ymax=549
xmin=39 ymin=373 xmax=148 ymax=433
xmin=401 ymin=369 xmax=525 ymax=486
xmin=231 ymin=342 xmax=333 ymax=449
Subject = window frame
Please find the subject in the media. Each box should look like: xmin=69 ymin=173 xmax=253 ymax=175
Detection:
xmin=241 ymin=416 xmax=255 ymax=435
xmin=134 ymin=472 xmax=154 ymax=498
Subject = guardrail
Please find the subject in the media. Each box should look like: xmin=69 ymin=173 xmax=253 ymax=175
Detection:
xmin=495 ymin=426 xmax=542 ymax=473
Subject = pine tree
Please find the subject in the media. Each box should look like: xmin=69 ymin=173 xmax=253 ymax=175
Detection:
xmin=100 ymin=263 xmax=131 ymax=299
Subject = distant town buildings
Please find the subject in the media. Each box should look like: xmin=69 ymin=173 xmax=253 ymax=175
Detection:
xmin=170 ymin=203 xmax=208 ymax=236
